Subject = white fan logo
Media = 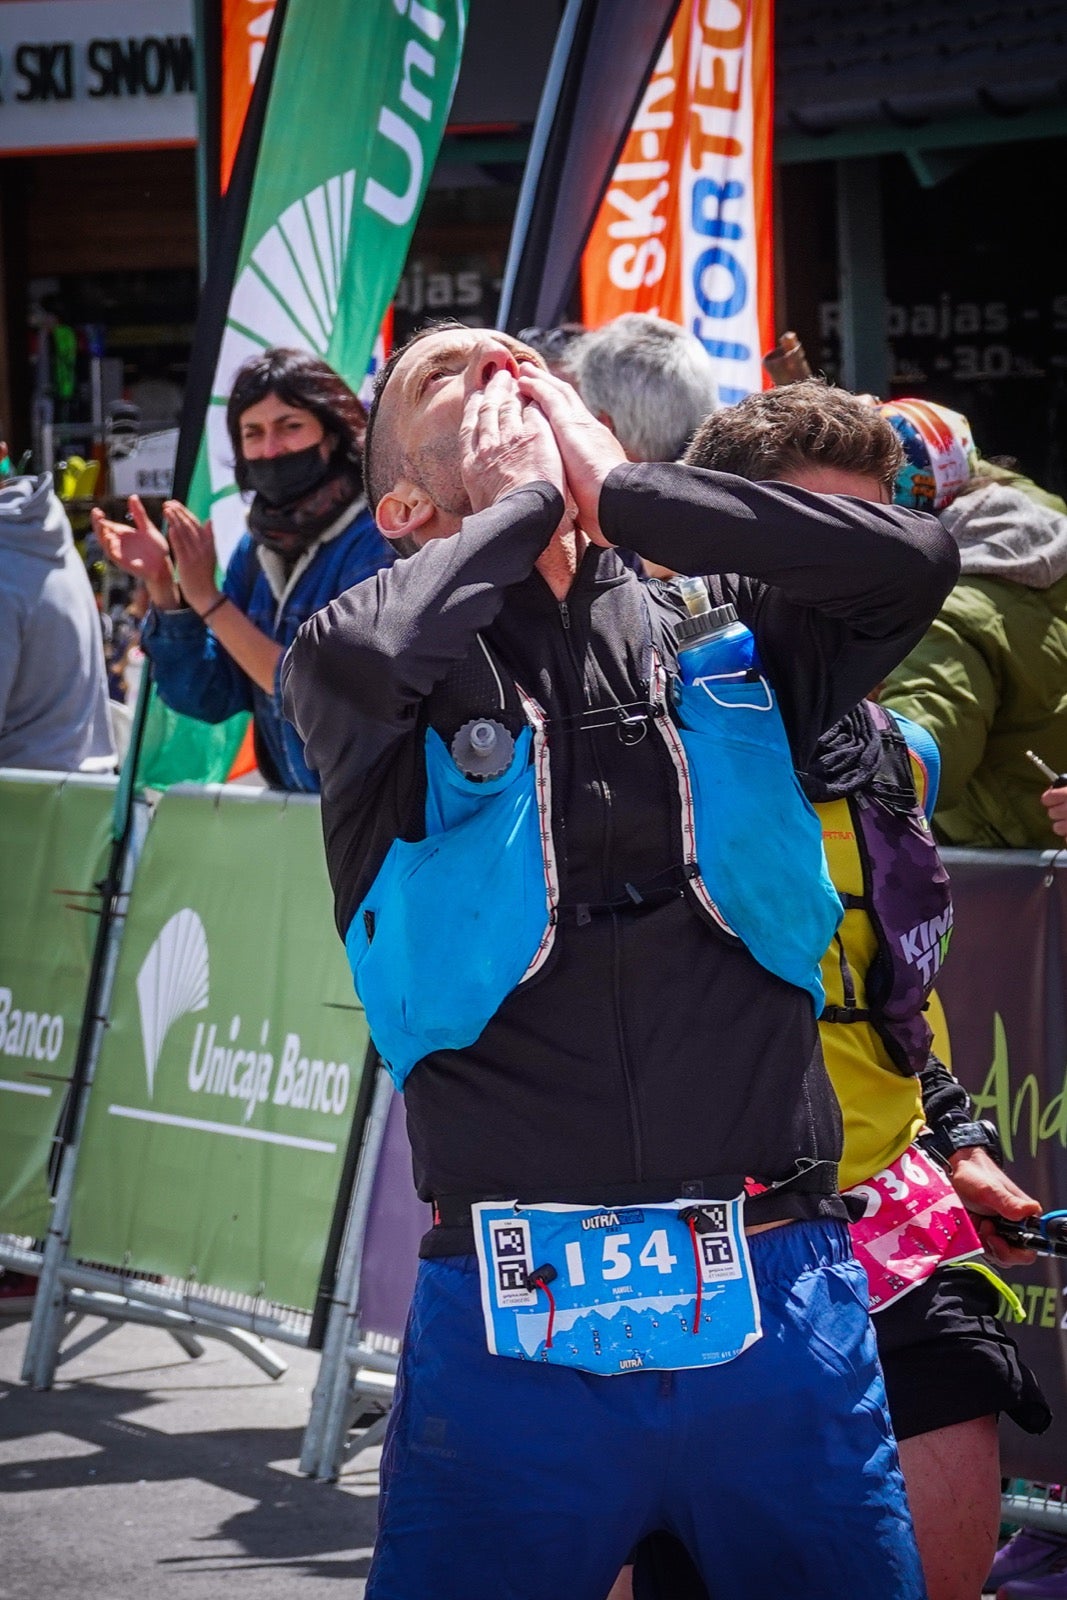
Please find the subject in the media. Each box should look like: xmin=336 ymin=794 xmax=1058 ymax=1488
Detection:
xmin=205 ymin=171 xmax=357 ymax=562
xmin=136 ymin=909 xmax=210 ymax=1098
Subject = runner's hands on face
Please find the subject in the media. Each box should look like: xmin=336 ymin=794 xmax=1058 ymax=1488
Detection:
xmin=460 ymin=367 xmax=566 ymax=513
xmin=516 ymin=362 xmax=627 ymax=547
xmin=162 ymin=500 xmax=219 ymax=615
xmin=949 ymin=1146 xmax=1040 ymax=1267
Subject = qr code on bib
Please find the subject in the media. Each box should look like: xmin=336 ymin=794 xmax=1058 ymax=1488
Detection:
xmin=698 ymin=1218 xmax=741 ymax=1282
xmin=489 ymin=1217 xmax=537 ymax=1307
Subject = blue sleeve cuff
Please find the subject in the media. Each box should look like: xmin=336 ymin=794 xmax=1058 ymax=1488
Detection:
xmin=142 ymin=605 xmax=207 ymax=650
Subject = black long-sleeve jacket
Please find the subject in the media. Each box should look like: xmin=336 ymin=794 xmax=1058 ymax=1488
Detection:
xmin=283 ymin=462 xmax=959 ymax=1254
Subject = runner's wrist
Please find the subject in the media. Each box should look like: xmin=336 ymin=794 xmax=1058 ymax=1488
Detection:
xmin=919 ymin=1117 xmax=1004 ymax=1169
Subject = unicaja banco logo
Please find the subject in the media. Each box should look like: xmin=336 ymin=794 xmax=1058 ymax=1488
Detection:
xmin=136 ymin=909 xmax=210 ymax=1098
xmin=133 ymin=909 xmax=352 ymax=1124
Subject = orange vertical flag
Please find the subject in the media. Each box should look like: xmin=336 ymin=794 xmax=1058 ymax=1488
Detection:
xmin=582 ymin=0 xmax=775 ymax=404
xmin=221 ymin=1 xmax=277 ymax=190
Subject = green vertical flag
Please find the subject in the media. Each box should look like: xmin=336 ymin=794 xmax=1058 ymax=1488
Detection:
xmin=137 ymin=0 xmax=469 ymax=789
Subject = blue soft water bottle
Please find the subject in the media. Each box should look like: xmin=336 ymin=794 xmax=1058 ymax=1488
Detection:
xmin=673 ymin=577 xmax=756 ymax=685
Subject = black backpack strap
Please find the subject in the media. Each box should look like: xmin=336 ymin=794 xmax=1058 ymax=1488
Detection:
xmin=820 ymin=931 xmax=871 ymax=1024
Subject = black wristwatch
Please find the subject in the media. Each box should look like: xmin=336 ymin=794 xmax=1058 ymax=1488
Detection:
xmin=919 ymin=1117 xmax=1004 ymax=1169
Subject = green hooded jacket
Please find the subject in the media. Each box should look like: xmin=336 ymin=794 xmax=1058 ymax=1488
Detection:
xmin=881 ymin=479 xmax=1067 ymax=848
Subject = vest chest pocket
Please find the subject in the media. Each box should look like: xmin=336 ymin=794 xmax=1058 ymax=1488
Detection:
xmin=346 ymin=727 xmax=552 ymax=1089
xmin=671 ymin=672 xmax=842 ymax=1008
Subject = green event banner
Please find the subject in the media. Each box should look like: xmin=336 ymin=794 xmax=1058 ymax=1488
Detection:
xmin=937 ymin=851 xmax=1067 ymax=1483
xmin=0 ymin=773 xmax=115 ymax=1237
xmin=137 ymin=0 xmax=469 ymax=788
xmin=199 ymin=0 xmax=468 ymax=559
xmin=69 ymin=786 xmax=368 ymax=1310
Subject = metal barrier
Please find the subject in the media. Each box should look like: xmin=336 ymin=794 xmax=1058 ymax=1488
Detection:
xmin=1002 ymin=1484 xmax=1067 ymax=1535
xmin=0 ymin=769 xmax=117 ymax=1246
xmin=300 ymin=1074 xmax=428 ymax=1480
xmin=2 ymin=773 xmax=372 ymax=1394
xmin=8 ymin=773 xmax=1067 ymax=1498
xmin=15 ymin=791 xmax=292 ymax=1381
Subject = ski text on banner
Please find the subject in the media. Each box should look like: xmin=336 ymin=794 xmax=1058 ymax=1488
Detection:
xmin=581 ymin=0 xmax=774 ymax=405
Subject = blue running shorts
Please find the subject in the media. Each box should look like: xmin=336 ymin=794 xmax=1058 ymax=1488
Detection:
xmin=366 ymin=1218 xmax=926 ymax=1600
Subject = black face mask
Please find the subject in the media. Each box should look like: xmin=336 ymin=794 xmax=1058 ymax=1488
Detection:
xmin=243 ymin=441 xmax=332 ymax=507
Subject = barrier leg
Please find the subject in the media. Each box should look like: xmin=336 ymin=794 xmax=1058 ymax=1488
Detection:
xmin=22 ymin=802 xmax=149 ymax=1390
xmin=56 ymin=1316 xmax=123 ymax=1366
xmin=194 ymin=1321 xmax=285 ymax=1378
xmin=167 ymin=1330 xmax=207 ymax=1361
xmin=64 ymin=1289 xmax=288 ymax=1379
xmin=51 ymin=1303 xmax=206 ymax=1368
xmin=300 ymin=1068 xmax=393 ymax=1480
xmin=346 ymin=1410 xmax=391 ymax=1463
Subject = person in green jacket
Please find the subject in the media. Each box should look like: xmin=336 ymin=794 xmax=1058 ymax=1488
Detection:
xmin=877 ymin=398 xmax=1067 ymax=849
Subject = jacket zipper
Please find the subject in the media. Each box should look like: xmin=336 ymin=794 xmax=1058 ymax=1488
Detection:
xmin=558 ymin=595 xmax=643 ymax=1178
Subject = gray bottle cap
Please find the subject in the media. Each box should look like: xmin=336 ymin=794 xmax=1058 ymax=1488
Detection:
xmin=451 ymin=718 xmax=515 ymax=781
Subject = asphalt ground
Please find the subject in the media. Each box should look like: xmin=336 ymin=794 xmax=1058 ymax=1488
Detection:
xmin=0 ymin=1308 xmax=1007 ymax=1599
xmin=0 ymin=1310 xmax=379 ymax=1599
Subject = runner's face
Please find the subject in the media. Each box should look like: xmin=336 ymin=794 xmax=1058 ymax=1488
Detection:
xmin=384 ymin=329 xmax=545 ymax=514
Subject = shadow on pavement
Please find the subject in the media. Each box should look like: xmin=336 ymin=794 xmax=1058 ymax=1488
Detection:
xmin=0 ymin=1365 xmax=376 ymax=1584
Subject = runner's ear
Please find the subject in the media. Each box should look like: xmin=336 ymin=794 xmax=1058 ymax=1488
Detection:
xmin=376 ymin=479 xmax=435 ymax=543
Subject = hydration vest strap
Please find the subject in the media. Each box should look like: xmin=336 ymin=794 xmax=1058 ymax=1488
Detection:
xmin=558 ymin=861 xmax=698 ymax=921
xmin=515 ymin=682 xmax=559 ymax=983
xmin=741 ymin=1158 xmax=840 ymax=1200
xmin=647 ymin=648 xmax=737 ymax=939
xmin=548 ymin=701 xmax=658 ymax=742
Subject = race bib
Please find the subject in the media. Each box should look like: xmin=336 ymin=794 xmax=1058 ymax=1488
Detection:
xmin=472 ymin=1198 xmax=762 ymax=1376
xmin=847 ymin=1144 xmax=982 ymax=1313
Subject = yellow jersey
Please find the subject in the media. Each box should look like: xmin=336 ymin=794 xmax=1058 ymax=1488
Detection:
xmin=818 ymin=744 xmax=951 ymax=1189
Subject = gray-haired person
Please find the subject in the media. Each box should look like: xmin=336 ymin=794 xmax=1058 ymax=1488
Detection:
xmin=572 ymin=314 xmax=720 ymax=577
xmin=572 ymin=313 xmax=719 ymax=465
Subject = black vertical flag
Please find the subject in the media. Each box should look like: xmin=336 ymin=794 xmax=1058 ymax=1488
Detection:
xmin=497 ymin=0 xmax=681 ymax=334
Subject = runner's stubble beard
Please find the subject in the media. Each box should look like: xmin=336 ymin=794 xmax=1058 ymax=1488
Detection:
xmin=408 ymin=433 xmax=473 ymax=521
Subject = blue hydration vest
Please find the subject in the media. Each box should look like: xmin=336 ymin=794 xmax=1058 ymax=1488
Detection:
xmin=346 ymin=646 xmax=841 ymax=1089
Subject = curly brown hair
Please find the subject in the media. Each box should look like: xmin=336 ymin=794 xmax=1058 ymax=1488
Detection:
xmin=684 ymin=378 xmax=903 ymax=494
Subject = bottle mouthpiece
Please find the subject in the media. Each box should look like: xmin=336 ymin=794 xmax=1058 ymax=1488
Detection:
xmin=451 ymin=718 xmax=515 ymax=781
xmin=675 ymin=575 xmax=711 ymax=618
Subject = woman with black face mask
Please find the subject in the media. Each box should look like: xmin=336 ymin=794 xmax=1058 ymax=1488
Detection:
xmin=92 ymin=348 xmax=393 ymax=790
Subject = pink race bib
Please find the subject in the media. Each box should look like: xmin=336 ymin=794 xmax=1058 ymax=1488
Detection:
xmin=846 ymin=1144 xmax=981 ymax=1313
